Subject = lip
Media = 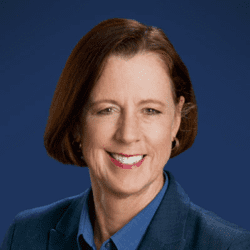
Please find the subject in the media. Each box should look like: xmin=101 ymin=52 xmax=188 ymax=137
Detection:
xmin=107 ymin=151 xmax=146 ymax=158
xmin=107 ymin=151 xmax=146 ymax=169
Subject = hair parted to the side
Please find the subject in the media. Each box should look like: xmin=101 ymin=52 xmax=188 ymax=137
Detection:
xmin=43 ymin=18 xmax=198 ymax=167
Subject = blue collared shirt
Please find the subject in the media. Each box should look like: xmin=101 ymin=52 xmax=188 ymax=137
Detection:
xmin=77 ymin=170 xmax=169 ymax=250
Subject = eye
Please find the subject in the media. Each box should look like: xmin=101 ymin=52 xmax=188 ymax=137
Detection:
xmin=97 ymin=108 xmax=114 ymax=115
xmin=144 ymin=108 xmax=161 ymax=115
xmin=97 ymin=108 xmax=161 ymax=116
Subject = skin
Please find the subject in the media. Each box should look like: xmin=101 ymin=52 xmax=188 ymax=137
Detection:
xmin=79 ymin=52 xmax=185 ymax=249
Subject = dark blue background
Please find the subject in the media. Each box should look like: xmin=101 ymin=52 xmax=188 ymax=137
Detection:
xmin=1 ymin=0 xmax=249 ymax=243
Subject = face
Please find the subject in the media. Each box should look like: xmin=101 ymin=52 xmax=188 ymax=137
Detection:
xmin=80 ymin=52 xmax=185 ymax=197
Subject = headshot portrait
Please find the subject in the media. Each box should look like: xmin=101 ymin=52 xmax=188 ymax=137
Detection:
xmin=1 ymin=5 xmax=250 ymax=250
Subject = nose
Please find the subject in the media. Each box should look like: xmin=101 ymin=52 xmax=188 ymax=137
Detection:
xmin=115 ymin=110 xmax=140 ymax=144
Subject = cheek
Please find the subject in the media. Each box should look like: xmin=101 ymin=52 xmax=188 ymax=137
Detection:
xmin=151 ymin=126 xmax=173 ymax=156
xmin=82 ymin=121 xmax=111 ymax=155
xmin=148 ymin=124 xmax=172 ymax=141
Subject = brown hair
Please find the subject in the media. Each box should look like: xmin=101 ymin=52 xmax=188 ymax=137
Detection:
xmin=43 ymin=18 xmax=198 ymax=167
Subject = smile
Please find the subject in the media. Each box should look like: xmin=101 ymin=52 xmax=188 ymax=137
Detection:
xmin=107 ymin=151 xmax=146 ymax=169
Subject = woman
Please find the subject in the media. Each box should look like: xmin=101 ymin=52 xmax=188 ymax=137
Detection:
xmin=1 ymin=18 xmax=249 ymax=250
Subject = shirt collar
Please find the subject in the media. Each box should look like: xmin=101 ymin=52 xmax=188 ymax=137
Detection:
xmin=77 ymin=170 xmax=169 ymax=249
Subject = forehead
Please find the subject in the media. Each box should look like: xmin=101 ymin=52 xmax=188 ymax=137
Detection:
xmin=87 ymin=52 xmax=174 ymax=107
xmin=105 ymin=52 xmax=169 ymax=76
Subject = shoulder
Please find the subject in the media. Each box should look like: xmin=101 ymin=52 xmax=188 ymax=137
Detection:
xmin=184 ymin=201 xmax=250 ymax=249
xmin=14 ymin=190 xmax=87 ymax=225
xmin=0 ymin=189 xmax=90 ymax=249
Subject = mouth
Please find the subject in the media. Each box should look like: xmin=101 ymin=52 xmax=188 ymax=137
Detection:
xmin=106 ymin=151 xmax=147 ymax=169
xmin=106 ymin=151 xmax=147 ymax=158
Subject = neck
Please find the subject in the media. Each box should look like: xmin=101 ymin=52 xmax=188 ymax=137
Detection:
xmin=90 ymin=171 xmax=165 ymax=245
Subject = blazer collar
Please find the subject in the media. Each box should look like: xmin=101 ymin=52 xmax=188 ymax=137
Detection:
xmin=48 ymin=191 xmax=86 ymax=250
xmin=48 ymin=170 xmax=190 ymax=250
xmin=137 ymin=170 xmax=190 ymax=250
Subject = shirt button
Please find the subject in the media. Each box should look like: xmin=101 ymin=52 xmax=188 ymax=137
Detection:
xmin=105 ymin=242 xmax=110 ymax=248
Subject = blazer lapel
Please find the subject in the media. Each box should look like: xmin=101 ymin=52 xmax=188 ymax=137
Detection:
xmin=47 ymin=171 xmax=190 ymax=250
xmin=48 ymin=192 xmax=86 ymax=250
xmin=137 ymin=170 xmax=190 ymax=250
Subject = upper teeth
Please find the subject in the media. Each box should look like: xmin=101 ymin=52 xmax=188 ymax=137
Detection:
xmin=111 ymin=153 xmax=144 ymax=164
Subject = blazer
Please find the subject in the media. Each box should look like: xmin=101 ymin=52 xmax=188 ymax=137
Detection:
xmin=1 ymin=170 xmax=250 ymax=250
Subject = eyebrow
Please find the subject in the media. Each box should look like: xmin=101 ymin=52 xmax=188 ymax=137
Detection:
xmin=88 ymin=99 xmax=166 ymax=108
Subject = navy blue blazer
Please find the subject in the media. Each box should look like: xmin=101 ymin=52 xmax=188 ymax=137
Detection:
xmin=1 ymin=170 xmax=250 ymax=250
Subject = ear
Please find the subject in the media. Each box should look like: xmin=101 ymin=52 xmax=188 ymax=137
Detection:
xmin=171 ymin=96 xmax=185 ymax=140
xmin=73 ymin=121 xmax=82 ymax=143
